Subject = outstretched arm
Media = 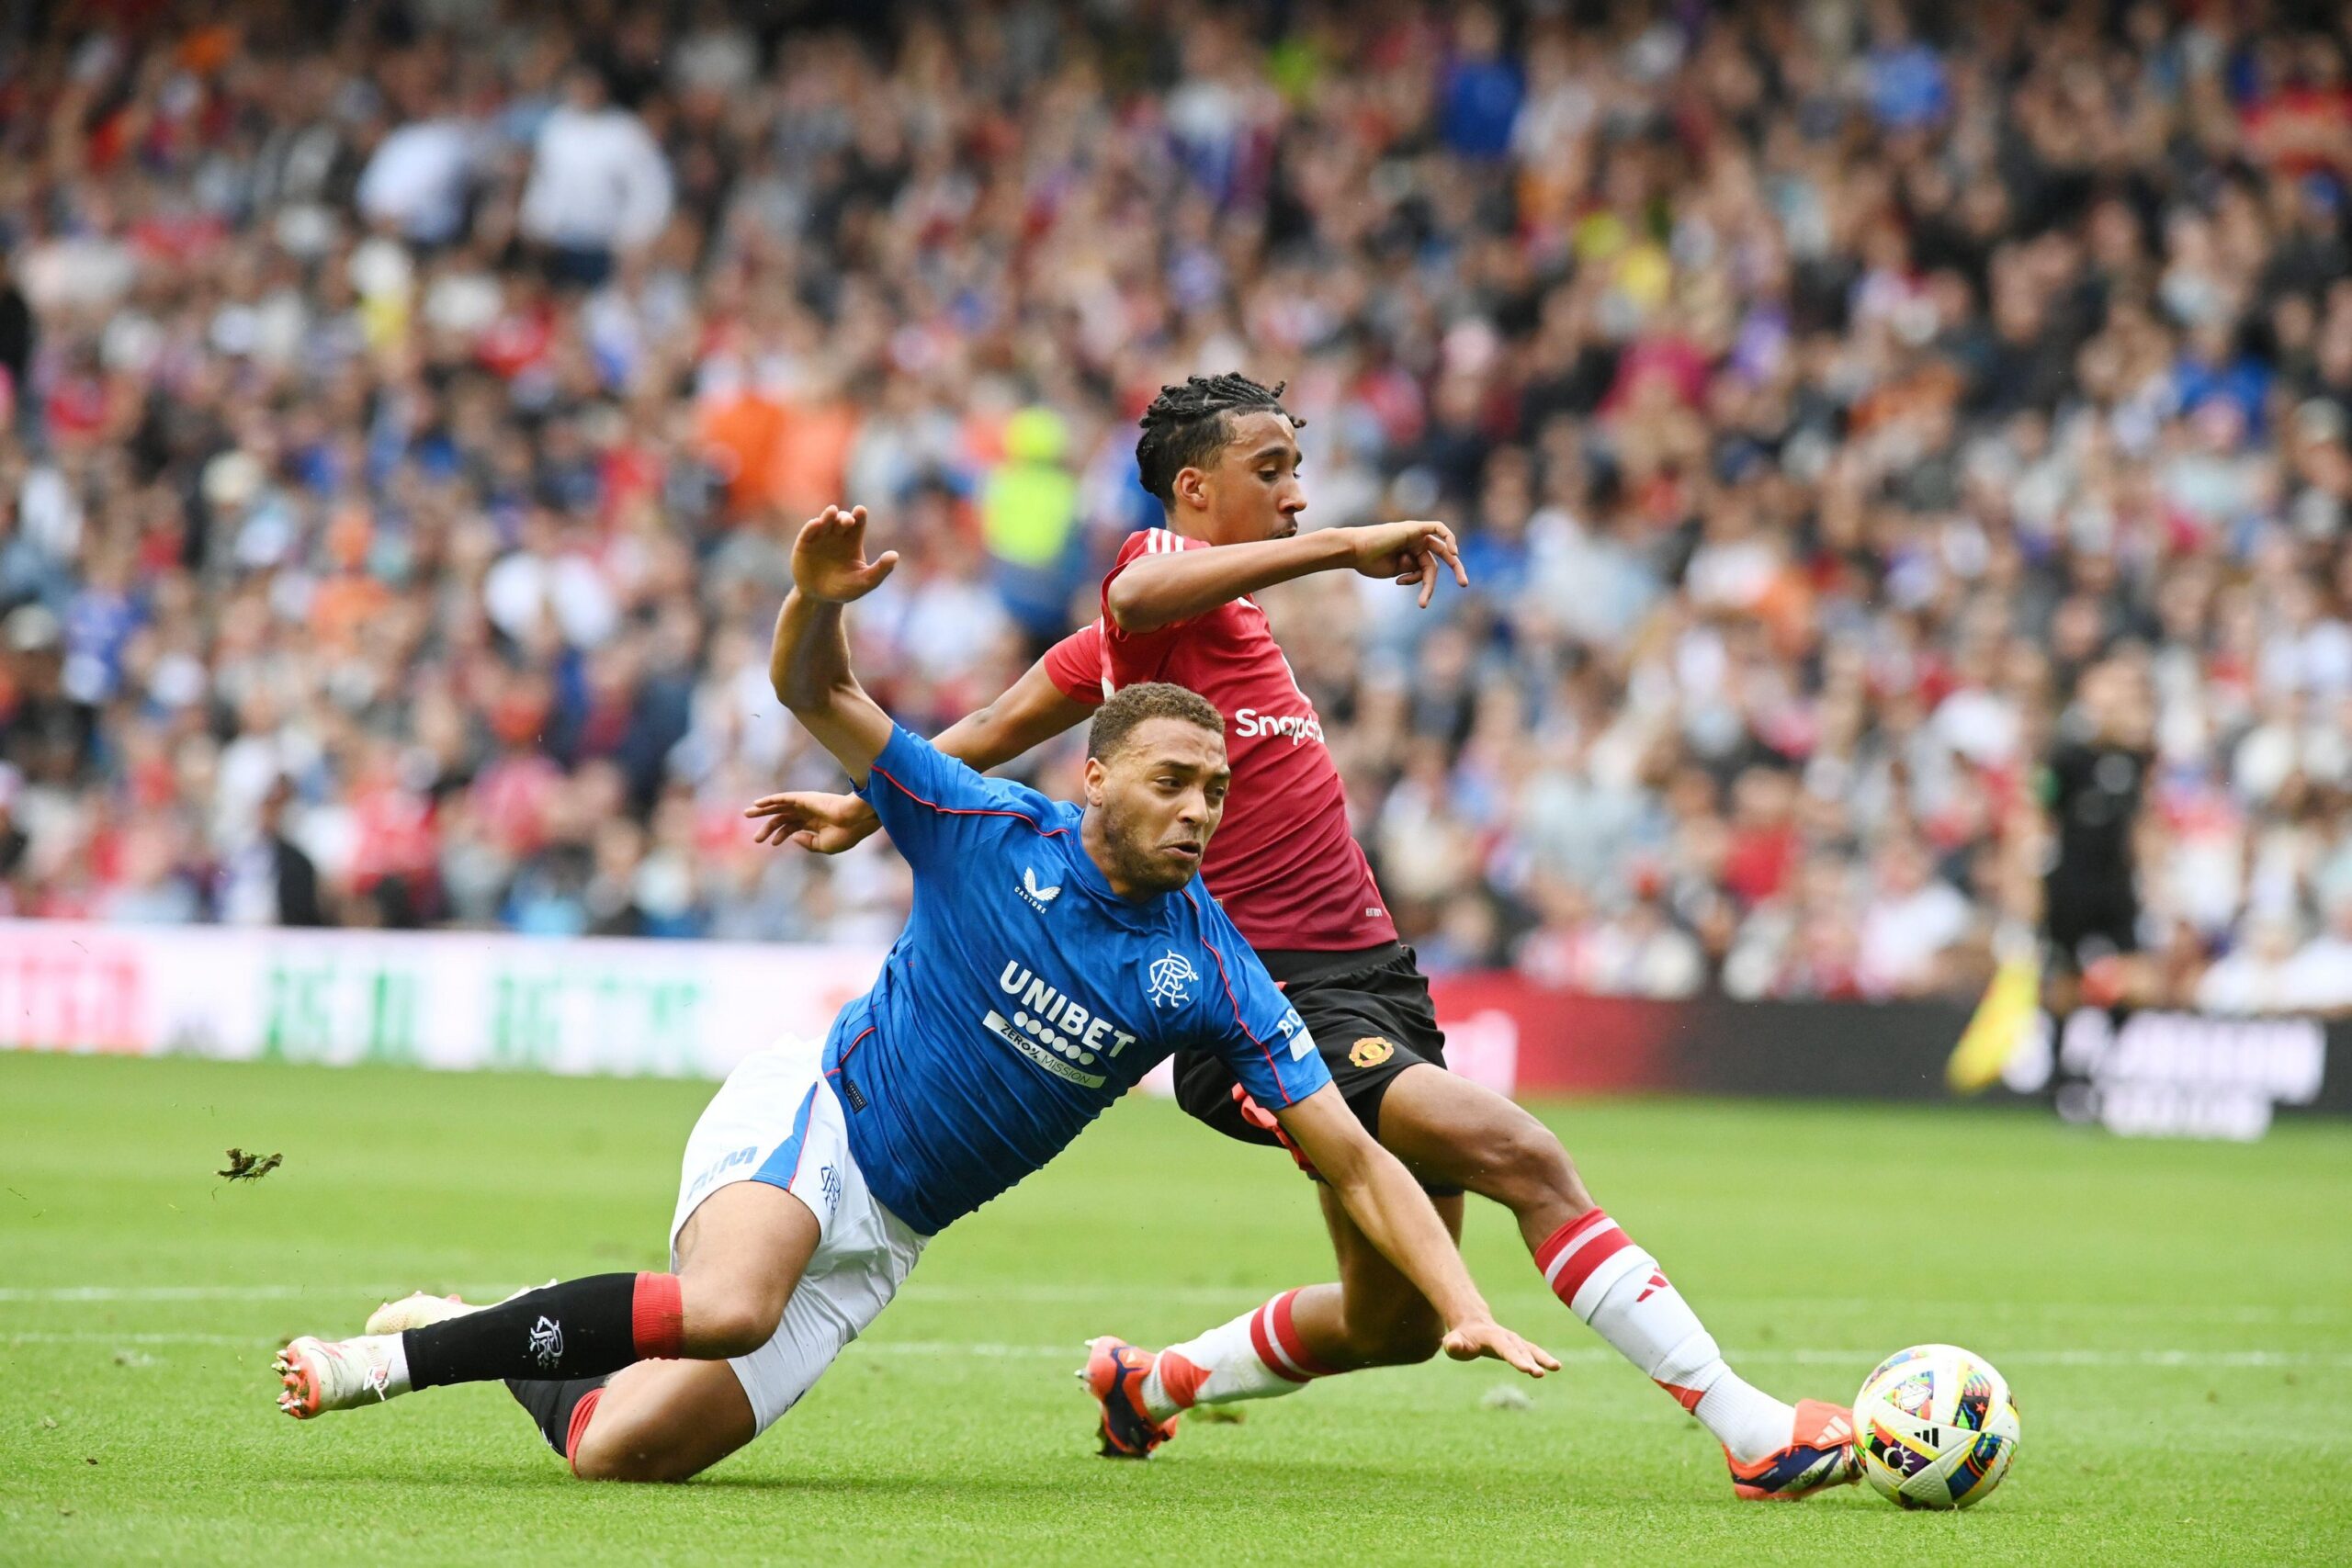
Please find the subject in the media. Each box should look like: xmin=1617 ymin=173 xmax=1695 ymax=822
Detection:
xmin=1106 ymin=520 xmax=1469 ymax=634
xmin=932 ymin=655 xmax=1097 ymax=771
xmin=769 ymin=505 xmax=899 ymax=786
xmin=1274 ymin=1086 xmax=1558 ymax=1379
xmin=748 ymin=648 xmax=1094 ymax=850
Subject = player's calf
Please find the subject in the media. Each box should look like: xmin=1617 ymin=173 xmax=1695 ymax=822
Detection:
xmin=1308 ymin=1281 xmax=1444 ymax=1369
xmin=406 ymin=1270 xmax=688 ymax=1388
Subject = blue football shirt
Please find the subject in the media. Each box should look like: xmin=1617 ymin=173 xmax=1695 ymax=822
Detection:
xmin=821 ymin=725 xmax=1330 ymax=1235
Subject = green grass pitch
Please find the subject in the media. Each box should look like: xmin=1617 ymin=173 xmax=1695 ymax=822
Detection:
xmin=4 ymin=1052 xmax=2349 ymax=1566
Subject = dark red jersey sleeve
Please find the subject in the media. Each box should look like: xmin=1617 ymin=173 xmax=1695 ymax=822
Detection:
xmin=1042 ymin=622 xmax=1107 ymax=705
xmin=1101 ymin=525 xmax=1235 ymax=674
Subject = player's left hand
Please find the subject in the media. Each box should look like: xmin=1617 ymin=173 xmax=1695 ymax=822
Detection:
xmin=792 ymin=503 xmax=899 ymax=604
xmin=743 ymin=790 xmax=881 ymax=852
xmin=1440 ymin=1317 xmax=1561 ymax=1379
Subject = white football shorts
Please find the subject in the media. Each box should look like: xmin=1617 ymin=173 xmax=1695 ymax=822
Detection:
xmin=669 ymin=1037 xmax=926 ymax=1434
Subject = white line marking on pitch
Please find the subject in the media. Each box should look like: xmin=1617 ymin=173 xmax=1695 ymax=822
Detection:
xmin=6 ymin=1332 xmax=262 ymax=1346
xmin=0 ymin=1281 xmax=1306 ymax=1307
xmin=1735 ymin=1296 xmax=2346 ymax=1326
xmin=0 ymin=1283 xmax=524 ymax=1303
xmin=6 ymin=1332 xmax=2346 ymax=1371
xmin=6 ymin=1281 xmax=2339 ymax=1325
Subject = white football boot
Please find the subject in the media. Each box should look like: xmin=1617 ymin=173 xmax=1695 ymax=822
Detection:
xmin=365 ymin=1292 xmax=469 ymax=1335
xmin=365 ymin=1280 xmax=553 ymax=1335
xmin=274 ymin=1335 xmax=410 ymax=1418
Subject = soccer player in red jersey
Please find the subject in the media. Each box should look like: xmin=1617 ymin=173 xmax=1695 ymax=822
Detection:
xmin=747 ymin=374 xmax=1858 ymax=1498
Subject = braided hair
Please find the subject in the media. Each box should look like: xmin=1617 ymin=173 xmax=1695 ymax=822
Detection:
xmin=1134 ymin=372 xmax=1305 ymax=505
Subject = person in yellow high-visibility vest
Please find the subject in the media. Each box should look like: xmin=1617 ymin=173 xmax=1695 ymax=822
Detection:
xmin=981 ymin=405 xmax=1083 ymax=649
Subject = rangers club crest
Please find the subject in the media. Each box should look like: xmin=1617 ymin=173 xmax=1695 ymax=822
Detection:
xmin=528 ymin=1315 xmax=564 ymax=1369
xmin=1146 ymin=951 xmax=1198 ymax=1010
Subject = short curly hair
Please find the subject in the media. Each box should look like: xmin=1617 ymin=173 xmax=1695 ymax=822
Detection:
xmin=1087 ymin=682 xmax=1225 ymax=761
xmin=1134 ymin=372 xmax=1304 ymax=505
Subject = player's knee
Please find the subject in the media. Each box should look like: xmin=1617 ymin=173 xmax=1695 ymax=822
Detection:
xmin=1481 ymin=1110 xmax=1589 ymax=1214
xmin=684 ymin=1287 xmax=784 ymax=1359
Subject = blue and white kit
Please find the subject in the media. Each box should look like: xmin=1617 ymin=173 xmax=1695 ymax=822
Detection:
xmin=671 ymin=725 xmax=1331 ymax=1431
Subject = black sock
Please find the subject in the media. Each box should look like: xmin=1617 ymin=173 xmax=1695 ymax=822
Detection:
xmin=506 ymin=1376 xmax=609 ymax=1456
xmin=404 ymin=1273 xmax=651 ymax=1390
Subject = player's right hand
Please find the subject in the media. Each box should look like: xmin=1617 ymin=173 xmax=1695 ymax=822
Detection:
xmin=1440 ymin=1317 xmax=1561 ymax=1380
xmin=743 ymin=791 xmax=881 ymax=853
xmin=792 ymin=503 xmax=899 ymax=603
xmin=1337 ymin=520 xmax=1469 ymax=607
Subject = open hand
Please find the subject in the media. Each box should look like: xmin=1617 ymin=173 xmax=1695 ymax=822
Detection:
xmin=1338 ymin=520 xmax=1470 ymax=607
xmin=743 ymin=791 xmax=880 ymax=853
xmin=1440 ymin=1317 xmax=1561 ymax=1379
xmin=792 ymin=504 xmax=899 ymax=604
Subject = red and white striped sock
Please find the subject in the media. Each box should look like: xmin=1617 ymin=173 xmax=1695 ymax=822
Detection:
xmin=1138 ymin=1288 xmax=1336 ymax=1423
xmin=1534 ymin=1209 xmax=1792 ymax=1465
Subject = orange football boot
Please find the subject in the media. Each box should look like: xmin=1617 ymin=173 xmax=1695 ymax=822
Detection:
xmin=1079 ymin=1336 xmax=1179 ymax=1459
xmin=1726 ymin=1398 xmax=1862 ymax=1500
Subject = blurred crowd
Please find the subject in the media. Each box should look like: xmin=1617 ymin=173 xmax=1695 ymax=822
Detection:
xmin=6 ymin=0 xmax=2352 ymax=1012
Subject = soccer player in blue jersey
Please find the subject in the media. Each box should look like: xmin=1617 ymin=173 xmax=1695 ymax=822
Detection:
xmin=270 ymin=504 xmax=1555 ymax=1480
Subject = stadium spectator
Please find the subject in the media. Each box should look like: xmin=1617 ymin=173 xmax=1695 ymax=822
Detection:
xmin=2280 ymin=884 xmax=2352 ymax=1013
xmin=516 ymin=65 xmax=673 ymax=284
xmin=979 ymin=406 xmax=1086 ymax=648
xmin=0 ymin=254 xmax=32 ymax=433
xmin=1 ymin=0 xmax=2349 ymax=1018
xmin=2196 ymin=908 xmax=2307 ymax=1015
xmin=219 ymin=775 xmax=328 ymax=928
xmin=1857 ymin=837 xmax=1976 ymax=999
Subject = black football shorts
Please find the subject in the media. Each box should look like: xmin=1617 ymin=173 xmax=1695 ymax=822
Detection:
xmin=1171 ymin=942 xmax=1461 ymax=1197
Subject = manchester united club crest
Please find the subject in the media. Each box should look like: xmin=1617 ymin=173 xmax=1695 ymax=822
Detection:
xmin=1349 ymin=1036 xmax=1396 ymax=1068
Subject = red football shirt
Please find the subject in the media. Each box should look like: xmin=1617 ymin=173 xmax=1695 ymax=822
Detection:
xmin=1041 ymin=526 xmax=1397 ymax=954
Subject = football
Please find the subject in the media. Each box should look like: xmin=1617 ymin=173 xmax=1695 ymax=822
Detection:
xmin=1853 ymin=1345 xmax=2021 ymax=1509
